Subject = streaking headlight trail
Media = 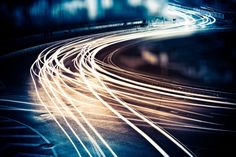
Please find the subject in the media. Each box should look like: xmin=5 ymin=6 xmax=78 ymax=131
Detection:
xmin=30 ymin=5 xmax=234 ymax=157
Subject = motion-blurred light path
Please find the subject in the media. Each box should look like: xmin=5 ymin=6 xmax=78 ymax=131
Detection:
xmin=30 ymin=5 xmax=235 ymax=157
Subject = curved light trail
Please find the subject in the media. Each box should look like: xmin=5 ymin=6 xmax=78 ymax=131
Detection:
xmin=30 ymin=5 xmax=235 ymax=157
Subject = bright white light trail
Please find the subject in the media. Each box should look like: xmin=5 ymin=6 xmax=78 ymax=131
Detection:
xmin=29 ymin=5 xmax=235 ymax=157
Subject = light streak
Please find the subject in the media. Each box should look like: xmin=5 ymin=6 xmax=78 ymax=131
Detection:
xmin=29 ymin=5 xmax=236 ymax=157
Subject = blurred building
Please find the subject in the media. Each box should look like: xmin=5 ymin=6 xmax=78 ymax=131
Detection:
xmin=1 ymin=0 xmax=235 ymax=39
xmin=170 ymin=0 xmax=236 ymax=11
xmin=0 ymin=0 xmax=169 ymax=38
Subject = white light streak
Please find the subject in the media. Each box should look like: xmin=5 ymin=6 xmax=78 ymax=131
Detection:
xmin=29 ymin=5 xmax=232 ymax=157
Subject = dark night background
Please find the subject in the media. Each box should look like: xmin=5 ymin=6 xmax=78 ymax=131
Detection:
xmin=0 ymin=1 xmax=236 ymax=157
xmin=0 ymin=0 xmax=236 ymax=40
